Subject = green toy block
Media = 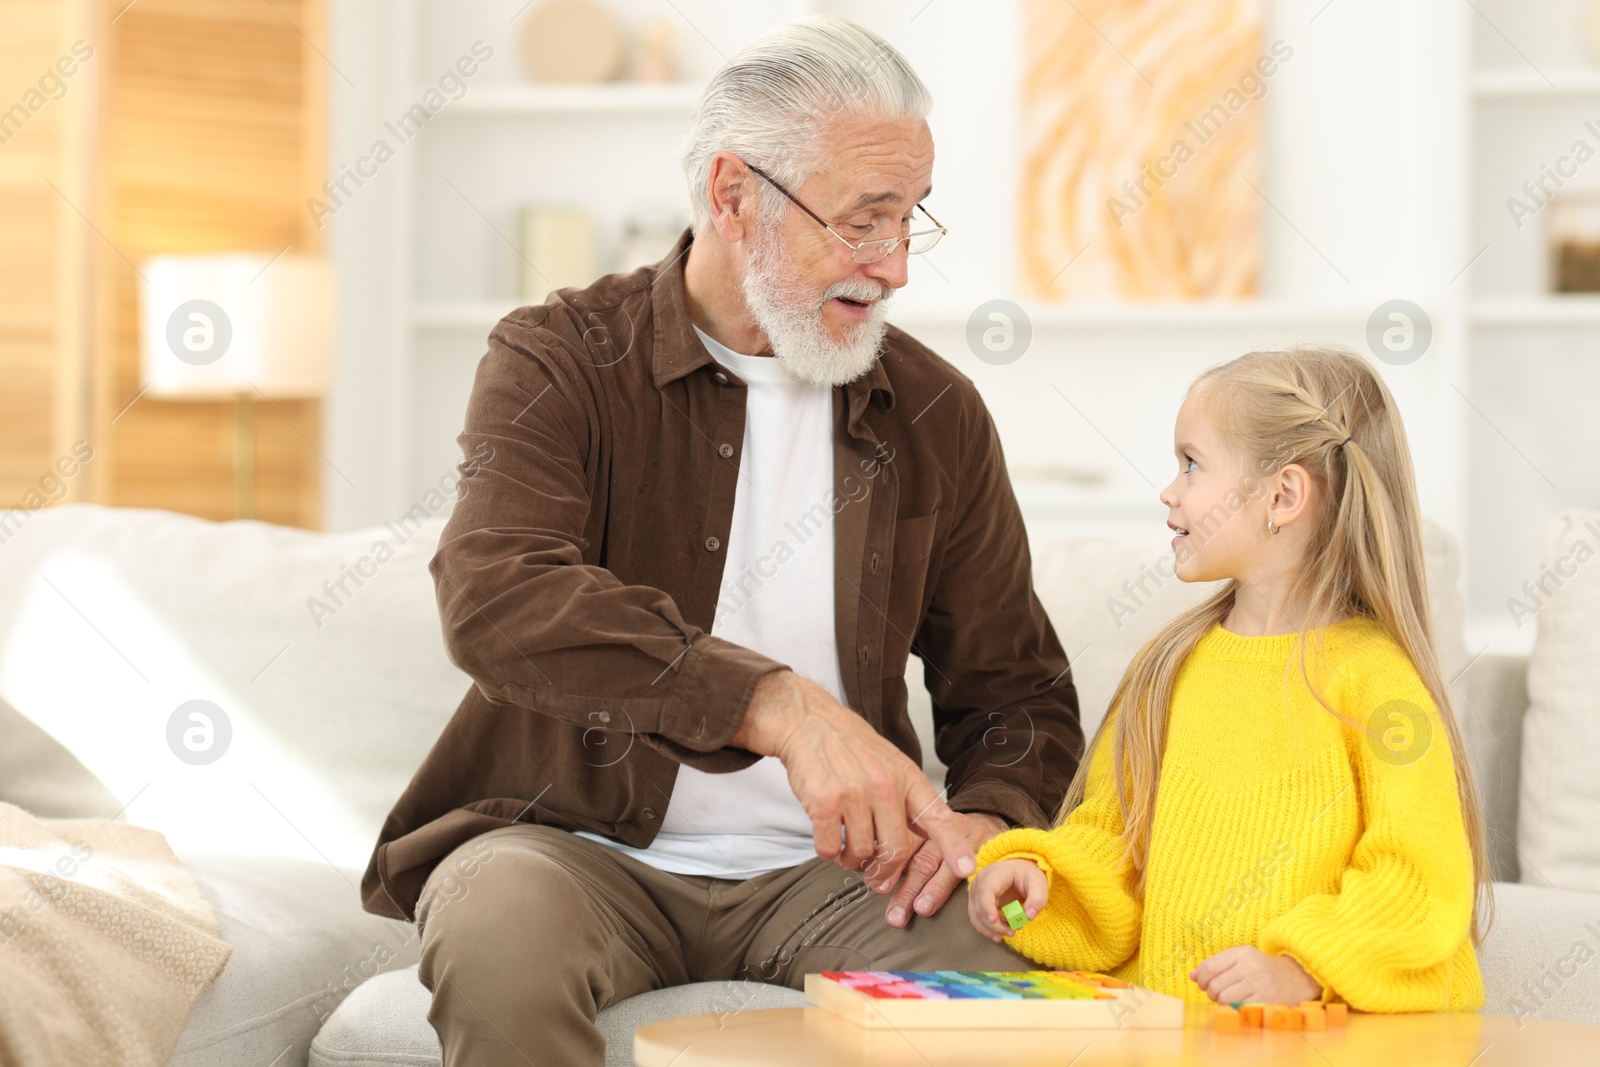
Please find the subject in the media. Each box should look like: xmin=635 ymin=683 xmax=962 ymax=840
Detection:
xmin=1001 ymin=900 xmax=1028 ymax=931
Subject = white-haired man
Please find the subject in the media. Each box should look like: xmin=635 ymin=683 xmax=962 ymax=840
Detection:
xmin=362 ymin=16 xmax=1083 ymax=1067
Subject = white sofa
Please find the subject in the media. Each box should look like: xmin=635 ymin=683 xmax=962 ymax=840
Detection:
xmin=0 ymin=503 xmax=1594 ymax=1067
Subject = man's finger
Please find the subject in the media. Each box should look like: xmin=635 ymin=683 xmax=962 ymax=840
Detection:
xmin=903 ymin=778 xmax=974 ymax=877
xmin=839 ymin=804 xmax=876 ymax=871
xmin=884 ymin=841 xmax=943 ymax=926
xmin=863 ymin=831 xmax=917 ymax=893
xmin=868 ymin=789 xmax=915 ymax=879
xmin=908 ymin=856 xmax=964 ymax=918
xmin=811 ymin=807 xmax=843 ymax=863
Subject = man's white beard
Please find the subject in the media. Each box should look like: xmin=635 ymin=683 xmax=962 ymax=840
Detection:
xmin=741 ymin=222 xmax=892 ymax=388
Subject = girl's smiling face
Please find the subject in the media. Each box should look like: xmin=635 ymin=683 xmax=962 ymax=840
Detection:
xmin=1160 ymin=391 xmax=1271 ymax=583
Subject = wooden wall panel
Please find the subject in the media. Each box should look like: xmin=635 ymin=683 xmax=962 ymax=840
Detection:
xmin=0 ymin=0 xmax=93 ymax=509
xmin=96 ymin=0 xmax=326 ymax=528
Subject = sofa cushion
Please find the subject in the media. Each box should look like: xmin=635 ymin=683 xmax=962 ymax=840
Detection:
xmin=1478 ymin=881 xmax=1600 ymax=1026
xmin=307 ymin=966 xmax=806 ymax=1067
xmin=1458 ymin=654 xmax=1531 ymax=883
xmin=171 ymin=853 xmax=421 ymax=1067
xmin=1518 ymin=508 xmax=1600 ymax=893
xmin=0 ymin=504 xmax=465 ymax=869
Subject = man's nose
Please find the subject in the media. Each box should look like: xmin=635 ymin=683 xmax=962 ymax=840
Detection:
xmin=863 ymin=243 xmax=910 ymax=289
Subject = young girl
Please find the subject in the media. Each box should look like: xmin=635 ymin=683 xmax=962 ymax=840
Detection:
xmin=969 ymin=346 xmax=1489 ymax=1012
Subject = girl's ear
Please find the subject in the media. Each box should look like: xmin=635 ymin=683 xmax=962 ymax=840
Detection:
xmin=1268 ymin=463 xmax=1314 ymax=532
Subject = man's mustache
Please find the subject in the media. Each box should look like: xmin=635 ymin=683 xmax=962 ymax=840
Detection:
xmin=818 ymin=280 xmax=892 ymax=306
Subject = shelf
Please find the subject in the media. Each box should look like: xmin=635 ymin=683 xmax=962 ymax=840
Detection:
xmin=413 ymin=299 xmax=1376 ymax=335
xmin=430 ymin=82 xmax=704 ymax=116
xmin=411 ymin=301 xmax=528 ymax=330
xmin=1472 ymin=296 xmax=1600 ymax=325
xmin=1474 ymin=67 xmax=1600 ymax=99
xmin=887 ymin=299 xmax=1372 ymax=330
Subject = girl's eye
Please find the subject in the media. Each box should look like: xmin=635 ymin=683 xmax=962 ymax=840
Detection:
xmin=1184 ymin=457 xmax=1198 ymax=472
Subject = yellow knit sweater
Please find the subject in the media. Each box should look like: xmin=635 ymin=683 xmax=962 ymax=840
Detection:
xmin=974 ymin=615 xmax=1483 ymax=1012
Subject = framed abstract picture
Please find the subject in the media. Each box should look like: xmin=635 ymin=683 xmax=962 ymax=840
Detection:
xmin=1018 ymin=0 xmax=1276 ymax=299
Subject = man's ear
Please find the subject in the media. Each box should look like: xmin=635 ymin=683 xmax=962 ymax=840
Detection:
xmin=705 ymin=151 xmax=756 ymax=245
xmin=1268 ymin=463 xmax=1314 ymax=531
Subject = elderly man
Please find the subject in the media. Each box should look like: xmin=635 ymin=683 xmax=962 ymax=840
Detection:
xmin=361 ymin=15 xmax=1082 ymax=1067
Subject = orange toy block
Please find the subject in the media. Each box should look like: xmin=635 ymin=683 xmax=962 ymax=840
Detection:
xmin=1211 ymin=1006 xmax=1241 ymax=1033
xmin=1264 ymin=1005 xmax=1304 ymax=1031
xmin=1298 ymin=1002 xmax=1326 ymax=1030
xmin=1238 ymin=1004 xmax=1264 ymax=1028
xmin=1323 ymin=1002 xmax=1348 ymax=1026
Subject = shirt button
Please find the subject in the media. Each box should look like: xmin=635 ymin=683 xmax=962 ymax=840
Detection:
xmin=595 ymin=709 xmax=611 ymax=724
xmin=705 ymin=536 xmax=721 ymax=552
xmin=713 ymin=371 xmax=729 ymax=384
xmin=642 ymin=807 xmax=657 ymax=820
xmin=718 ymin=442 xmax=734 ymax=458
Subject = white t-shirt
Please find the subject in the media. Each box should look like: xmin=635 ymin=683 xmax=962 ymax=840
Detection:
xmin=574 ymin=325 xmax=844 ymax=878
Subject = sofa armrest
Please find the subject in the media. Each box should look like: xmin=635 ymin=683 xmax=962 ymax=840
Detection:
xmin=1457 ymin=653 xmax=1529 ymax=883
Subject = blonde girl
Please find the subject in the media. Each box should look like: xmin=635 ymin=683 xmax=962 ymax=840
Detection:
xmin=968 ymin=346 xmax=1489 ymax=1011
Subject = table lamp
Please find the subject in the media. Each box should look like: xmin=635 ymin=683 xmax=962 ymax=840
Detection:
xmin=139 ymin=254 xmax=334 ymax=519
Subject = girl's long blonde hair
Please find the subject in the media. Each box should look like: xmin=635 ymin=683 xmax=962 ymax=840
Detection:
xmin=1059 ymin=345 xmax=1492 ymax=941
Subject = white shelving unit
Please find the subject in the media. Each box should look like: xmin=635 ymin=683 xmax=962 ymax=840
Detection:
xmin=334 ymin=0 xmax=1473 ymax=540
xmin=355 ymin=0 xmax=761 ymax=520
xmin=1471 ymin=295 xmax=1600 ymax=325
xmin=1463 ymin=1 xmax=1600 ymax=640
xmin=334 ymin=0 xmax=1583 ymax=638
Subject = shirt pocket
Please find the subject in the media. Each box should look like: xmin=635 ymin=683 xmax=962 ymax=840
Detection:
xmin=882 ymin=511 xmax=940 ymax=675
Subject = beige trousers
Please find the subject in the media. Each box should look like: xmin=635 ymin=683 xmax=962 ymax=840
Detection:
xmin=414 ymin=823 xmax=1027 ymax=1067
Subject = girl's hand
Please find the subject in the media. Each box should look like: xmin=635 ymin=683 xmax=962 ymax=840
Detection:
xmin=967 ymin=858 xmax=1048 ymax=942
xmin=1190 ymin=946 xmax=1323 ymax=1005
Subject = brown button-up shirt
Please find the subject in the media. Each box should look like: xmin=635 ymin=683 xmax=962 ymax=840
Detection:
xmin=361 ymin=229 xmax=1083 ymax=922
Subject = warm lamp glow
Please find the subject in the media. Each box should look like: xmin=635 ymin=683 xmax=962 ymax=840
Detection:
xmin=139 ymin=254 xmax=334 ymax=398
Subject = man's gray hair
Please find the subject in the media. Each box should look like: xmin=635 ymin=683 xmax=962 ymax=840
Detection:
xmin=678 ymin=15 xmax=932 ymax=233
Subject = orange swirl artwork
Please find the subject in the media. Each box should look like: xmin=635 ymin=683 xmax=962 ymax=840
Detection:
xmin=1019 ymin=0 xmax=1269 ymax=299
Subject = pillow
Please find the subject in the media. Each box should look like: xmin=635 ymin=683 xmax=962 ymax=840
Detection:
xmin=1518 ymin=508 xmax=1600 ymax=892
xmin=0 ymin=694 xmax=121 ymax=819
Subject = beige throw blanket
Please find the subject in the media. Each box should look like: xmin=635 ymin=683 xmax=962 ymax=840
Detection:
xmin=0 ymin=802 xmax=231 ymax=1067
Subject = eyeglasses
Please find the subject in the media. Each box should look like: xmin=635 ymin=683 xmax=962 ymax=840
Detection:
xmin=740 ymin=159 xmax=948 ymax=265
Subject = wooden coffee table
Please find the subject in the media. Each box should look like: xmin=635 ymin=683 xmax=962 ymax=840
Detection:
xmin=635 ymin=1005 xmax=1600 ymax=1065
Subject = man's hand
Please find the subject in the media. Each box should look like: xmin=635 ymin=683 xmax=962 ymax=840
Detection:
xmin=1189 ymin=946 xmax=1323 ymax=1005
xmin=882 ymin=812 xmax=1008 ymax=927
xmin=731 ymin=670 xmax=978 ymax=884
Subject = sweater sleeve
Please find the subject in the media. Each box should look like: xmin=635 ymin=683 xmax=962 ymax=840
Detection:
xmin=970 ymin=719 xmax=1142 ymax=971
xmin=1257 ymin=650 xmax=1483 ymax=1012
